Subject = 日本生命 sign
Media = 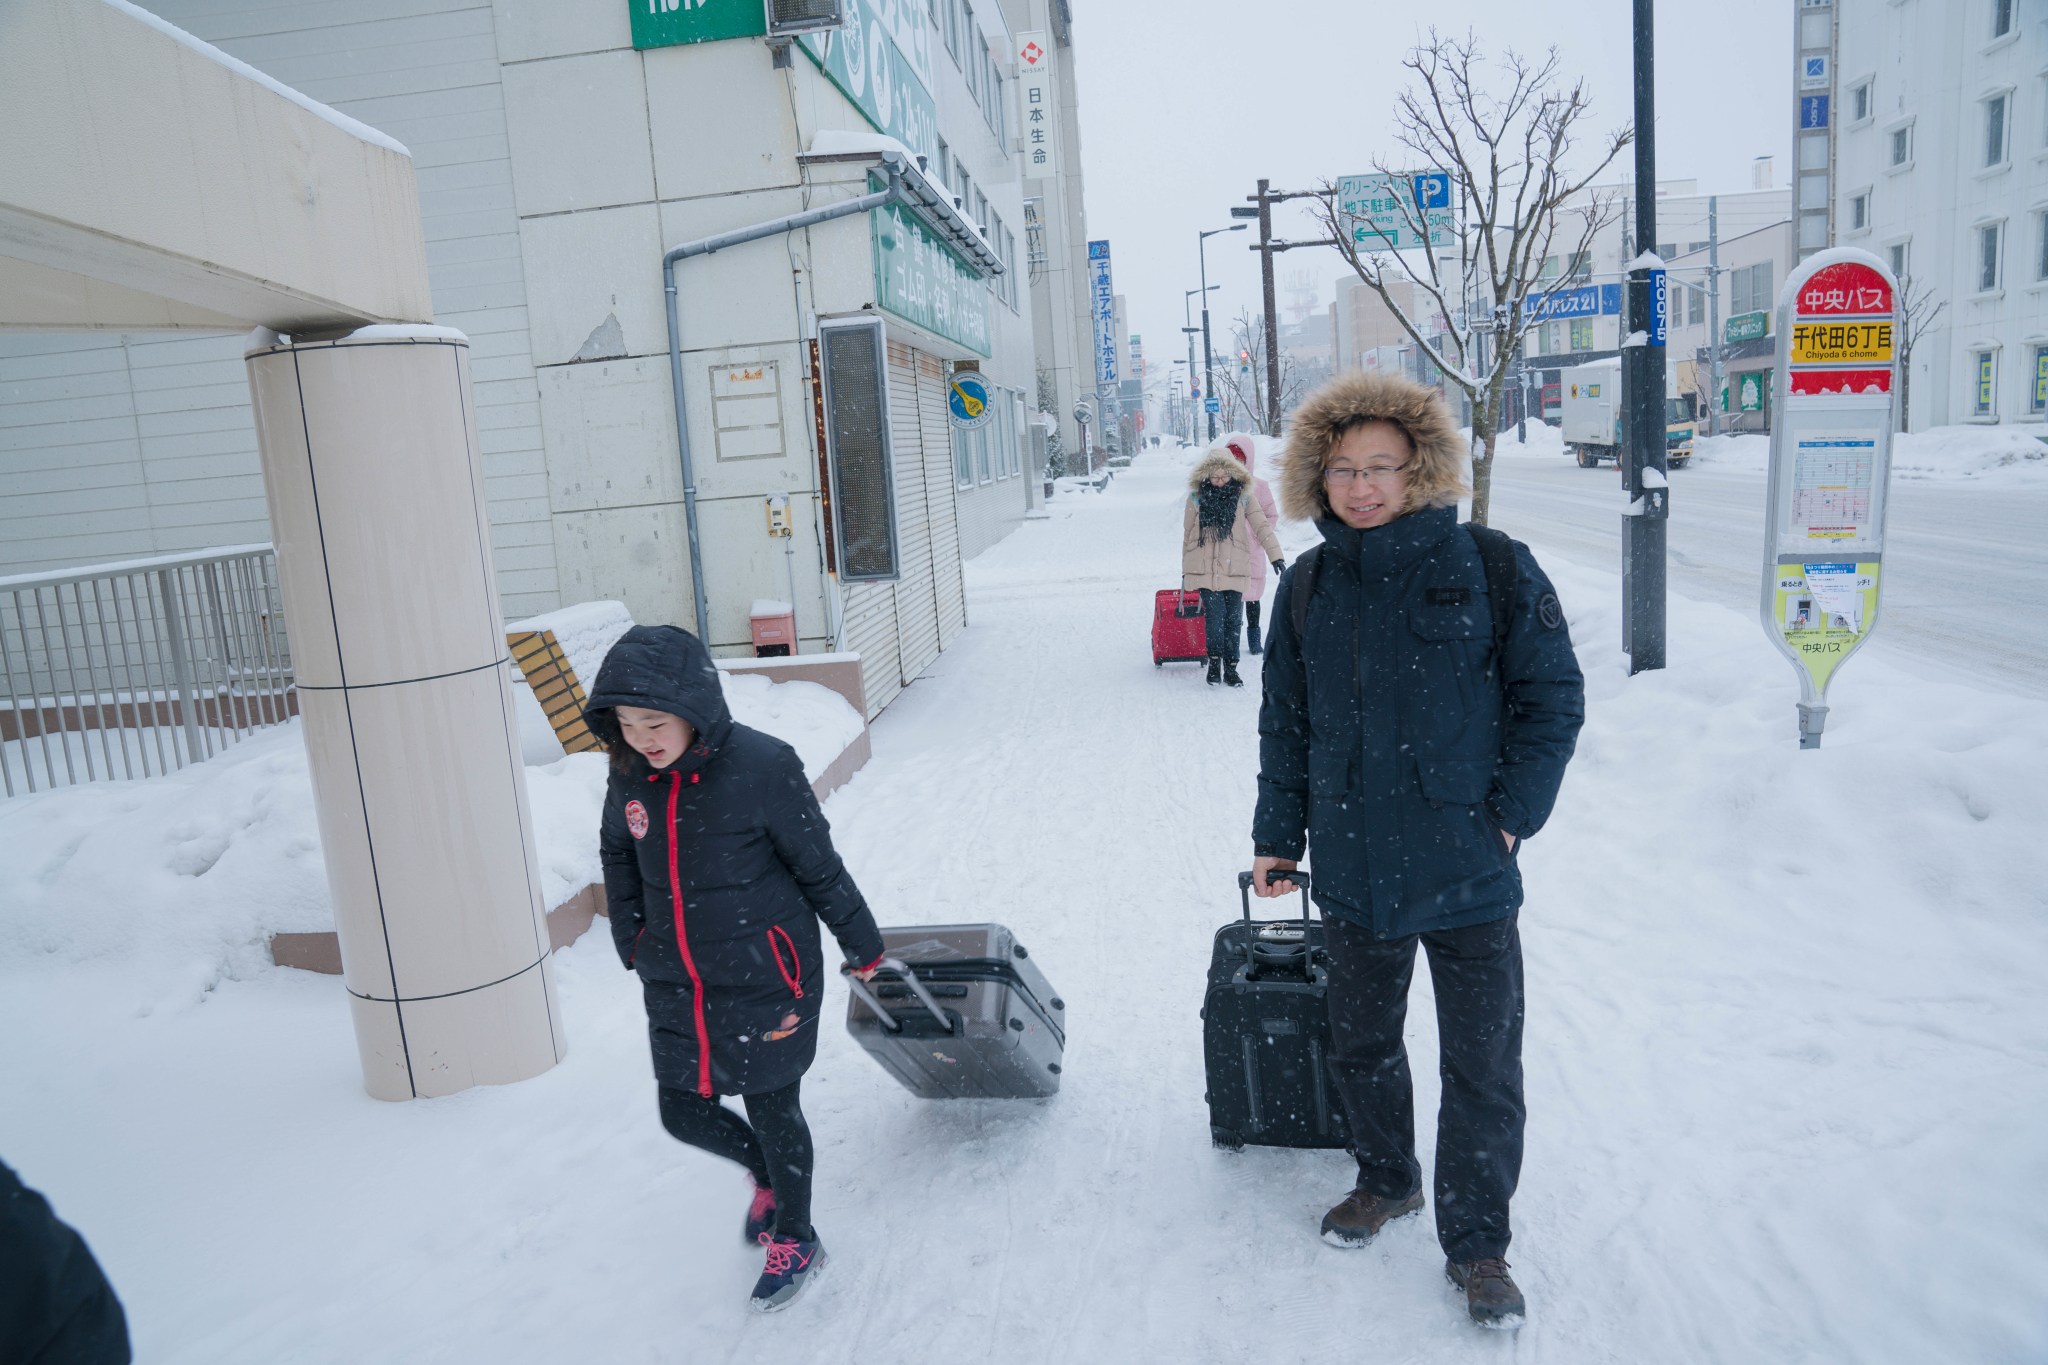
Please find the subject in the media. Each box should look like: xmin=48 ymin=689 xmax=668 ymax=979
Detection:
xmin=1088 ymin=240 xmax=1117 ymax=387
xmin=872 ymin=197 xmax=990 ymax=356
xmin=1760 ymin=249 xmax=1899 ymax=748
xmin=1016 ymin=31 xmax=1057 ymax=177
xmin=1335 ymin=171 xmax=1453 ymax=250
xmin=796 ymin=0 xmax=937 ymax=159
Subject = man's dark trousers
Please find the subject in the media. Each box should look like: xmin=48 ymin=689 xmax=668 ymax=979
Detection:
xmin=1323 ymin=911 xmax=1525 ymax=1263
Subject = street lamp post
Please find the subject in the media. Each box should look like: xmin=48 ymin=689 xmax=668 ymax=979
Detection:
xmin=1199 ymin=224 xmax=1247 ymax=442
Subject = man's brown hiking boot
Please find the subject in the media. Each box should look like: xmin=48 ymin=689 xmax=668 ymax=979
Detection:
xmin=1318 ymin=1186 xmax=1424 ymax=1247
xmin=1446 ymin=1257 xmax=1526 ymax=1325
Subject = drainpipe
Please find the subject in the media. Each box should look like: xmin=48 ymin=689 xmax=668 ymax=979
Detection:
xmin=663 ymin=165 xmax=904 ymax=643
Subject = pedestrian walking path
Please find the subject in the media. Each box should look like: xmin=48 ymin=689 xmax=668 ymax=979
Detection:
xmin=2 ymin=444 xmax=2043 ymax=1363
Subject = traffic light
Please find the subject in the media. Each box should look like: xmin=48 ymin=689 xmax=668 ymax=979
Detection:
xmin=1238 ymin=350 xmax=1250 ymax=375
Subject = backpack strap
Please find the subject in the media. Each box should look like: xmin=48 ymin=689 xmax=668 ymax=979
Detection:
xmin=1287 ymin=543 xmax=1323 ymax=645
xmin=1466 ymin=522 xmax=1520 ymax=671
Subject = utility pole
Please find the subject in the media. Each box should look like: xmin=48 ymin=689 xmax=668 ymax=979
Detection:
xmin=1707 ymin=194 xmax=1723 ymax=437
xmin=1240 ymin=183 xmax=1338 ymax=437
xmin=1622 ymin=0 xmax=1668 ymax=673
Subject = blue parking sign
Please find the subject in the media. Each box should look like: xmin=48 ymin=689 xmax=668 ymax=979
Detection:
xmin=1412 ymin=172 xmax=1451 ymax=210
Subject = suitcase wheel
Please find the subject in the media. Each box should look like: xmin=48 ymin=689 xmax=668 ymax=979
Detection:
xmin=1211 ymin=1127 xmax=1245 ymax=1151
xmin=1048 ymin=1063 xmax=1062 ymax=1075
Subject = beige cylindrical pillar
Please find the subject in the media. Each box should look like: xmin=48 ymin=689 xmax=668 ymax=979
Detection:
xmin=246 ymin=327 xmax=565 ymax=1100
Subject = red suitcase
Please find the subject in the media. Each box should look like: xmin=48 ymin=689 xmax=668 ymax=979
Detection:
xmin=1153 ymin=588 xmax=1208 ymax=666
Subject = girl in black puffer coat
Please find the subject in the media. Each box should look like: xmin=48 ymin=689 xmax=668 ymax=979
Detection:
xmin=584 ymin=625 xmax=885 ymax=1314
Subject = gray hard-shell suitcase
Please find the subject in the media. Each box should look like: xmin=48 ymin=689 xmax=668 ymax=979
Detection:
xmin=842 ymin=923 xmax=1066 ymax=1098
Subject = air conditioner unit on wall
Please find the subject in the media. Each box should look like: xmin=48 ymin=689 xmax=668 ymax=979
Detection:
xmin=767 ymin=0 xmax=844 ymax=36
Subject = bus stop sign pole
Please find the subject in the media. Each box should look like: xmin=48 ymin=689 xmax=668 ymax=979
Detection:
xmin=1759 ymin=248 xmax=1900 ymax=748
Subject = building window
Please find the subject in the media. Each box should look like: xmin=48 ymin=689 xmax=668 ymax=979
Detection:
xmin=1687 ymin=281 xmax=1704 ymax=326
xmin=1567 ymin=251 xmax=1591 ymax=282
xmin=1889 ymin=241 xmax=1910 ymax=280
xmin=1890 ymin=124 xmax=1912 ymax=166
xmin=1979 ymin=222 xmax=2004 ymax=291
xmin=1986 ymin=93 xmax=2010 ymax=167
xmin=1538 ymin=255 xmax=1559 ymax=282
xmin=1994 ymin=0 xmax=2014 ymax=38
xmin=976 ymin=424 xmax=993 ymax=483
xmin=943 ymin=0 xmax=959 ymax=61
xmin=1974 ymin=351 xmax=1998 ymax=416
xmin=1730 ymin=262 xmax=1775 ymax=317
xmin=1849 ymin=191 xmax=1870 ymax=231
xmin=2032 ymin=345 xmax=2048 ymax=414
xmin=954 ymin=427 xmax=973 ymax=489
xmin=1004 ymin=226 xmax=1020 ymax=311
xmin=1569 ymin=318 xmax=1593 ymax=352
xmin=2036 ymin=210 xmax=2048 ymax=282
xmin=1850 ymin=79 xmax=1873 ymax=123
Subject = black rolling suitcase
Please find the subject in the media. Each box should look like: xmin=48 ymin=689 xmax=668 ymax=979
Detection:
xmin=1202 ymin=870 xmax=1350 ymax=1151
xmin=842 ymin=923 xmax=1065 ymax=1099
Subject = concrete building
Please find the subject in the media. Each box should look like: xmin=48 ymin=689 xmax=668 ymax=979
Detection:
xmin=1001 ymin=0 xmax=1099 ymax=471
xmin=2 ymin=0 xmax=1078 ymax=721
xmin=4 ymin=0 xmax=567 ymax=1100
xmin=1519 ymin=182 xmax=1792 ymax=422
xmin=1666 ymin=219 xmax=1797 ymax=433
xmin=1834 ymin=0 xmax=2047 ymax=429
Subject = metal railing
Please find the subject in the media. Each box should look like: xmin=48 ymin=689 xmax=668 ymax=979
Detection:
xmin=0 ymin=544 xmax=295 ymax=796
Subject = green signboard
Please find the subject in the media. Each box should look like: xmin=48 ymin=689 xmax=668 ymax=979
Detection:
xmin=797 ymin=0 xmax=937 ymax=158
xmin=872 ymin=197 xmax=990 ymax=357
xmin=1724 ymin=370 xmax=1770 ymax=413
xmin=630 ymin=0 xmax=765 ymax=49
xmin=1726 ymin=310 xmax=1769 ymax=343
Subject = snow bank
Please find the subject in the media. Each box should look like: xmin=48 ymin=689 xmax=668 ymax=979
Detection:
xmin=0 ymin=662 xmax=861 ymax=992
xmin=505 ymin=599 xmax=635 ymax=695
xmin=718 ymin=673 xmax=864 ymax=781
xmin=1892 ymin=424 xmax=2048 ymax=481
xmin=1473 ymin=422 xmax=1569 ymax=460
xmin=1693 ymin=425 xmax=2048 ymax=482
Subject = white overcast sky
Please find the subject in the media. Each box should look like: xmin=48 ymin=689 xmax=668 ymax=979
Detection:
xmin=1065 ymin=0 xmax=1794 ymax=391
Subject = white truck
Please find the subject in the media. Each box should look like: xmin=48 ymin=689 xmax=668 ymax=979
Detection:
xmin=1559 ymin=358 xmax=1694 ymax=469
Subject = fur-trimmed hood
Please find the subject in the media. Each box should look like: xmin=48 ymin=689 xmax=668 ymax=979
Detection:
xmin=1278 ymin=372 xmax=1468 ymax=523
xmin=1189 ymin=446 xmax=1253 ymax=492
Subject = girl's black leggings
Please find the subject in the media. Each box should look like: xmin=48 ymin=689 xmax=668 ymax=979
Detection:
xmin=657 ymin=1080 xmax=814 ymax=1241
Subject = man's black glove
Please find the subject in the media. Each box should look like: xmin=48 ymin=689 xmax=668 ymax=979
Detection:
xmin=1272 ymin=559 xmax=1286 ymax=575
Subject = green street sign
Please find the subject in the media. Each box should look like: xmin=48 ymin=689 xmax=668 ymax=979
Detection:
xmin=1726 ymin=310 xmax=1768 ymax=343
xmin=872 ymin=198 xmax=990 ymax=357
xmin=629 ymin=0 xmax=765 ymax=49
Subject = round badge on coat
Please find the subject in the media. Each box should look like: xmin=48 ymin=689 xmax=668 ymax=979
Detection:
xmin=1537 ymin=592 xmax=1565 ymax=630
xmin=625 ymin=800 xmax=649 ymax=839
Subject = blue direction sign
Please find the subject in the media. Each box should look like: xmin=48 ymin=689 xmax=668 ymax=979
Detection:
xmin=1204 ymin=398 xmax=1220 ymax=413
xmin=947 ymin=370 xmax=995 ymax=429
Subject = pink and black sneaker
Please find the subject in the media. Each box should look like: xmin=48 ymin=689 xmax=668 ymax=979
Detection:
xmin=743 ymin=1177 xmax=776 ymax=1246
xmin=749 ymin=1234 xmax=826 ymax=1313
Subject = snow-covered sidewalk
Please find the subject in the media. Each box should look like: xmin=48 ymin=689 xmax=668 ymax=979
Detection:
xmin=3 ymin=445 xmax=2046 ymax=1362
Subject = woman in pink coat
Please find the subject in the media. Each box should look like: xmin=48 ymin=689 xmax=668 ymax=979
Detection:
xmin=1222 ymin=433 xmax=1282 ymax=654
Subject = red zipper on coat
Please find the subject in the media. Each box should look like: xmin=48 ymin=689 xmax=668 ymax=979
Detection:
xmin=767 ymin=925 xmax=804 ymax=999
xmin=664 ymin=771 xmax=714 ymax=1097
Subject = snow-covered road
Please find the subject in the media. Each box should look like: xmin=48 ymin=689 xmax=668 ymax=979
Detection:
xmin=1488 ymin=450 xmax=2048 ymax=698
xmin=4 ymin=443 xmax=2046 ymax=1363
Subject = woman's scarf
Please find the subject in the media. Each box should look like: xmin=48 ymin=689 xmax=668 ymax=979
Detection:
xmin=1196 ymin=479 xmax=1240 ymax=544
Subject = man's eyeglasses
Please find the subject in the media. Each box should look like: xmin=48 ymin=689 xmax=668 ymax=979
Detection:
xmin=1324 ymin=463 xmax=1409 ymax=487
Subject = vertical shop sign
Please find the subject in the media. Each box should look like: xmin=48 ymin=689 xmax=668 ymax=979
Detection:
xmin=1016 ymin=31 xmax=1057 ymax=176
xmin=1088 ymin=240 xmax=1117 ymax=387
xmin=1760 ymin=249 xmax=1898 ymax=748
xmin=797 ymin=0 xmax=938 ymax=158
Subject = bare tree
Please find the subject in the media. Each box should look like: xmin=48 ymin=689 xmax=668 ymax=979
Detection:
xmin=1308 ymin=31 xmax=1631 ymax=524
xmin=1211 ymin=309 xmax=1315 ymax=436
xmin=1893 ymin=277 xmax=1946 ymax=433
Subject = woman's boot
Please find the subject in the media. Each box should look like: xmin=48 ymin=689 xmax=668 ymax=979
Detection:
xmin=1223 ymin=659 xmax=1243 ymax=688
xmin=1206 ymin=656 xmax=1222 ymax=686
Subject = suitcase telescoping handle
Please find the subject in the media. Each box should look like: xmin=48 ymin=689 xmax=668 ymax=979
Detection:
xmin=1235 ymin=868 xmax=1314 ymax=976
xmin=841 ymin=956 xmax=954 ymax=1034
